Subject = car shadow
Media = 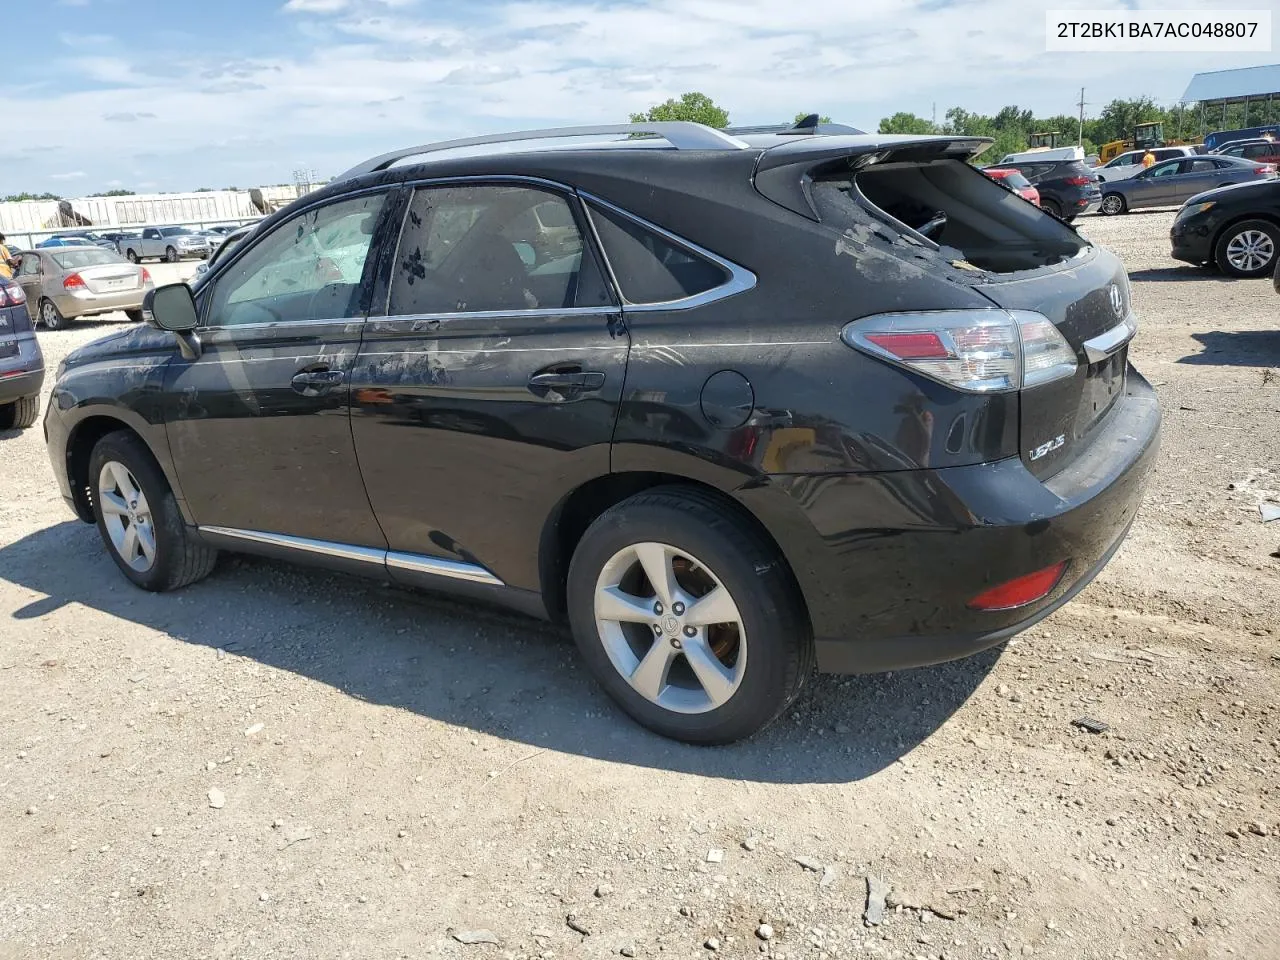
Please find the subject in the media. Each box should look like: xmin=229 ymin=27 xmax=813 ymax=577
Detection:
xmin=1180 ymin=330 xmax=1280 ymax=366
xmin=0 ymin=521 xmax=998 ymax=785
xmin=1128 ymin=267 xmax=1231 ymax=283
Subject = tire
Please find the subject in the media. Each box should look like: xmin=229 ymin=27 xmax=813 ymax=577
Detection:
xmin=1214 ymin=219 xmax=1280 ymax=278
xmin=1100 ymin=193 xmax=1126 ymax=216
xmin=1041 ymin=198 xmax=1063 ymax=219
xmin=125 ymin=309 xmax=144 ymax=323
xmin=0 ymin=395 xmax=39 ymax=430
xmin=566 ymin=486 xmax=813 ymax=744
xmin=165 ymin=246 xmax=178 ymax=263
xmin=125 ymin=249 xmax=139 ymax=263
xmin=88 ymin=430 xmax=218 ymax=592
xmin=40 ymin=298 xmax=67 ymax=331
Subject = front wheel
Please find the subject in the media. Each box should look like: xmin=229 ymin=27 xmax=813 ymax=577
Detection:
xmin=89 ymin=430 xmax=218 ymax=591
xmin=1100 ymin=193 xmax=1126 ymax=216
xmin=165 ymin=246 xmax=178 ymax=263
xmin=566 ymin=488 xmax=813 ymax=744
xmin=125 ymin=249 xmax=139 ymax=263
xmin=125 ymin=308 xmax=144 ymax=323
xmin=1215 ymin=219 xmax=1280 ymax=278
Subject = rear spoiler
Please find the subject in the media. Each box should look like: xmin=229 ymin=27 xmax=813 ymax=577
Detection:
xmin=753 ymin=135 xmax=993 ymax=221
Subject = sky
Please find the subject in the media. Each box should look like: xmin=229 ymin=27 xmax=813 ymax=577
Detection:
xmin=2 ymin=0 xmax=1276 ymax=195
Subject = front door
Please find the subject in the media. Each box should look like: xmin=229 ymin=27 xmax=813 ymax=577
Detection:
xmin=348 ymin=182 xmax=628 ymax=592
xmin=164 ymin=190 xmax=396 ymax=549
xmin=1129 ymin=161 xmax=1182 ymax=208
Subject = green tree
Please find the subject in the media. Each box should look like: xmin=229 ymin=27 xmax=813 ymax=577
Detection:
xmin=89 ymin=189 xmax=136 ymax=197
xmin=3 ymin=192 xmax=62 ymax=202
xmin=630 ymin=92 xmax=729 ymax=128
xmin=877 ymin=112 xmax=936 ymax=135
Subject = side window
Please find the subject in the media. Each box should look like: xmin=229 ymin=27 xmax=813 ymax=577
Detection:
xmin=1155 ymin=149 xmax=1180 ymax=161
xmin=143 ymin=228 xmax=158 ymax=239
xmin=587 ymin=204 xmax=729 ymax=305
xmin=205 ymin=192 xmax=386 ymax=327
xmin=388 ymin=185 xmax=611 ymax=316
xmin=1115 ymin=154 xmax=1138 ymax=167
xmin=18 ymin=255 xmax=41 ymax=277
xmin=1190 ymin=159 xmax=1217 ymax=173
xmin=1244 ymin=144 xmax=1271 ymax=159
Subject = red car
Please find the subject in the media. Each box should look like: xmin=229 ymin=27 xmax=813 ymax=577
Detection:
xmin=982 ymin=167 xmax=1041 ymax=206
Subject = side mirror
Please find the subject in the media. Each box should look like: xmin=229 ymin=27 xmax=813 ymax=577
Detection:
xmin=143 ymin=283 xmax=199 ymax=332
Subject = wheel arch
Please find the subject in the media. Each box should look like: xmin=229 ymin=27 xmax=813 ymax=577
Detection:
xmin=1211 ymin=211 xmax=1280 ymax=254
xmin=64 ymin=412 xmax=169 ymax=524
xmin=538 ymin=471 xmax=810 ymax=631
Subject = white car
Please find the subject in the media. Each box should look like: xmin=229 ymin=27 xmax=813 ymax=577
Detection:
xmin=1095 ymin=146 xmax=1198 ymax=182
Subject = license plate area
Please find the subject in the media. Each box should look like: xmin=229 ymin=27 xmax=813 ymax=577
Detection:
xmin=1077 ymin=346 xmax=1127 ymax=436
xmin=0 ymin=339 xmax=18 ymax=360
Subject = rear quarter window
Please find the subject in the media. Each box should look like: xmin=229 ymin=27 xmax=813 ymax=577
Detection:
xmin=587 ymin=205 xmax=728 ymax=305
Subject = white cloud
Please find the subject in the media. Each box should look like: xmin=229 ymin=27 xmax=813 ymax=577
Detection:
xmin=12 ymin=0 xmax=1275 ymax=192
xmin=50 ymin=171 xmax=87 ymax=180
xmin=283 ymin=0 xmax=353 ymax=12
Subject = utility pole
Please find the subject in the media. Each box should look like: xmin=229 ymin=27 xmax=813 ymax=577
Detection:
xmin=1076 ymin=87 xmax=1088 ymax=146
xmin=932 ymin=102 xmax=937 ymax=130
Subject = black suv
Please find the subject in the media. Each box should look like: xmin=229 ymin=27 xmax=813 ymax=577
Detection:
xmin=1001 ymin=158 xmax=1103 ymax=221
xmin=44 ymin=123 xmax=1160 ymax=743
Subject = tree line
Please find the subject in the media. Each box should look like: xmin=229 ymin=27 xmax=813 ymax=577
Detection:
xmin=630 ymin=92 xmax=1280 ymax=160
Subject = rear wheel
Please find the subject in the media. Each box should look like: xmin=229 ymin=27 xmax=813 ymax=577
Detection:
xmin=1041 ymin=198 xmax=1063 ymax=219
xmin=0 ymin=395 xmax=39 ymax=430
xmin=125 ymin=249 xmax=139 ymax=263
xmin=40 ymin=299 xmax=67 ymax=331
xmin=125 ymin=309 xmax=144 ymax=323
xmin=89 ymin=430 xmax=218 ymax=591
xmin=1100 ymin=193 xmax=1126 ymax=216
xmin=165 ymin=246 xmax=178 ymax=263
xmin=566 ymin=488 xmax=813 ymax=744
xmin=1215 ymin=219 xmax=1280 ymax=278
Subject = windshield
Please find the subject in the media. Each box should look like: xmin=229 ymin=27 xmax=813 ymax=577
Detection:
xmin=51 ymin=248 xmax=126 ymax=269
xmin=993 ymin=170 xmax=1031 ymax=189
xmin=158 ymin=227 xmax=193 ymax=237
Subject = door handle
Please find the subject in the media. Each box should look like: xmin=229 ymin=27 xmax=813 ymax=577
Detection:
xmin=291 ymin=368 xmax=345 ymax=394
xmin=528 ymin=367 xmax=606 ymax=400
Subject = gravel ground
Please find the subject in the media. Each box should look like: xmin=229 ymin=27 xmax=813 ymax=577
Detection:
xmin=1 ymin=221 xmax=1278 ymax=960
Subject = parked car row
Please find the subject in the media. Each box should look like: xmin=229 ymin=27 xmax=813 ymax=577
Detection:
xmin=29 ymin=223 xmax=248 ymax=261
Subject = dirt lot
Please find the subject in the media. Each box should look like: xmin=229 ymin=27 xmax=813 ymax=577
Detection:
xmin=2 ymin=220 xmax=1278 ymax=960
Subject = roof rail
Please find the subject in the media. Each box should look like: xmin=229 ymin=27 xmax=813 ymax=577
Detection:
xmin=337 ymin=122 xmax=750 ymax=181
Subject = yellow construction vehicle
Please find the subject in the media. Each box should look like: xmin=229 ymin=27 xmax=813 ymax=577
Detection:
xmin=1097 ymin=122 xmax=1192 ymax=164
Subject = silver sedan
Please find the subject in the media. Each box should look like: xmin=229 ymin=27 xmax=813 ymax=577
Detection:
xmin=1098 ymin=154 xmax=1276 ymax=215
xmin=12 ymin=247 xmax=155 ymax=331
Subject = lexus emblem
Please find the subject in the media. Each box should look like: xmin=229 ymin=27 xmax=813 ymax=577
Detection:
xmin=1109 ymin=283 xmax=1124 ymax=318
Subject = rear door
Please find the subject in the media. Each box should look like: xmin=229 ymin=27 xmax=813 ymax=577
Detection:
xmin=14 ymin=253 xmax=44 ymax=307
xmin=348 ymin=180 xmax=627 ymax=592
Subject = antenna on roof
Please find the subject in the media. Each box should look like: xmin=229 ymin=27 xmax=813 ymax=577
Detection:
xmin=790 ymin=114 xmax=821 ymax=134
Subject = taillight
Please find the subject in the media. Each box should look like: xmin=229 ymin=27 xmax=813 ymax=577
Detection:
xmin=63 ymin=273 xmax=86 ymax=291
xmin=841 ymin=310 xmax=1078 ymax=393
xmin=0 ymin=280 xmax=25 ymax=306
xmin=140 ymin=268 xmax=152 ymax=284
xmin=968 ymin=561 xmax=1068 ymax=611
xmin=1255 ymin=165 xmax=1276 ymax=175
xmin=1063 ymin=176 xmax=1093 ymax=185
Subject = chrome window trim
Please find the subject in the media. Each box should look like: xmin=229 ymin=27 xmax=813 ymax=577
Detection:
xmin=578 ymin=192 xmax=757 ymax=311
xmin=368 ymin=305 xmax=619 ymax=325
xmin=197 ymin=526 xmax=505 ymax=586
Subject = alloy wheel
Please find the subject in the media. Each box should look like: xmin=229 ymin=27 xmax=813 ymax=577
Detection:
xmin=1101 ymin=195 xmax=1124 ymax=215
xmin=1225 ymin=230 xmax=1274 ymax=273
xmin=41 ymin=301 xmax=60 ymax=329
xmin=98 ymin=460 xmax=157 ymax=572
xmin=593 ymin=541 xmax=746 ymax=714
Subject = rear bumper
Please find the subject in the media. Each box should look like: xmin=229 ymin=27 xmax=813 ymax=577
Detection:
xmin=0 ymin=368 xmax=43 ymax=404
xmin=740 ymin=365 xmax=1161 ymax=674
xmin=52 ymin=288 xmax=148 ymax=318
xmin=0 ymin=336 xmax=45 ymax=403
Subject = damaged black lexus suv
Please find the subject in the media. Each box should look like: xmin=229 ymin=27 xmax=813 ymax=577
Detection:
xmin=44 ymin=122 xmax=1159 ymax=743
